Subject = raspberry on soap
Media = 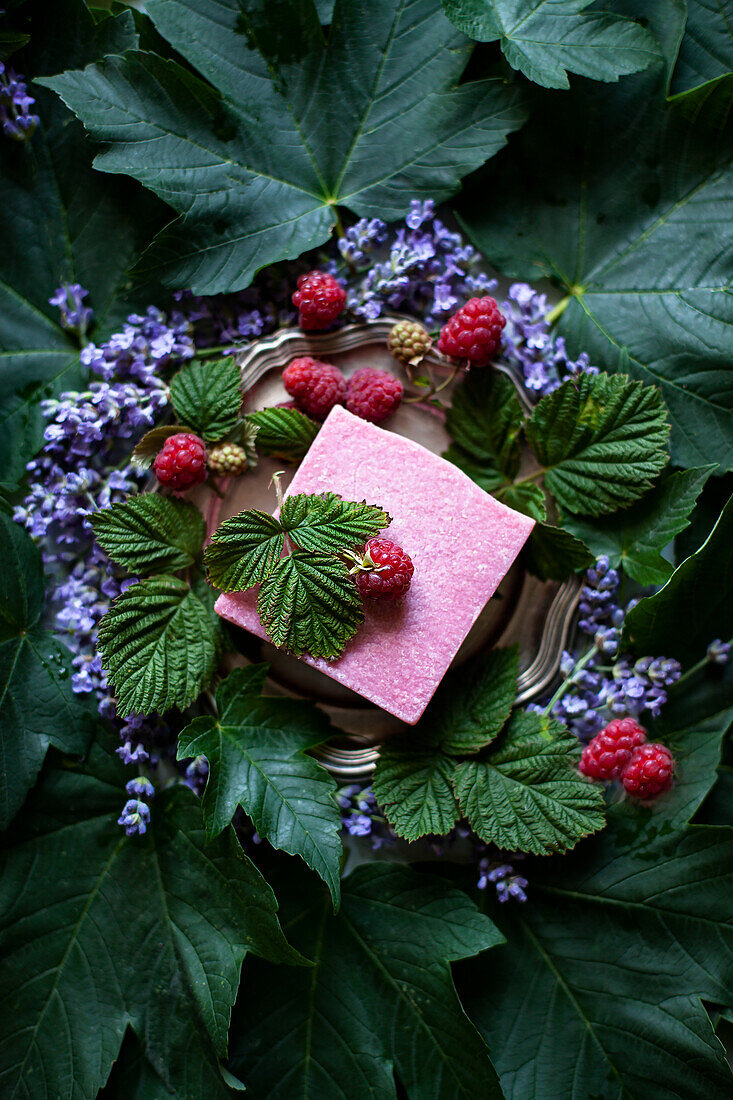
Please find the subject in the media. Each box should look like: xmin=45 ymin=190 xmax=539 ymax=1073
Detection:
xmin=437 ymin=297 xmax=506 ymax=366
xmin=292 ymin=270 xmax=346 ymax=330
xmin=153 ymin=432 xmax=207 ymax=491
xmin=346 ymin=368 xmax=403 ymax=423
xmin=621 ymin=743 xmax=675 ymax=800
xmin=579 ymin=717 xmax=647 ymax=781
xmin=352 ymin=537 xmax=414 ymax=602
xmin=283 ymin=357 xmax=346 ymax=420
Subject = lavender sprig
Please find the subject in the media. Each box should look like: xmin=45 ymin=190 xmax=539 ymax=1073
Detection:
xmin=0 ymin=63 xmax=39 ymax=142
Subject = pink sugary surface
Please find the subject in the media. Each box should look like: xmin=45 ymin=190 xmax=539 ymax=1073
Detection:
xmin=215 ymin=406 xmax=534 ymax=724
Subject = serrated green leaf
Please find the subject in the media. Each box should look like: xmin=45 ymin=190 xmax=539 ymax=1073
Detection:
xmin=457 ymin=61 xmax=733 ymax=469
xmin=459 ymin=825 xmax=733 ymax=1100
xmin=441 ymin=0 xmax=660 ymax=90
xmin=525 ymin=373 xmax=669 ymax=516
xmin=246 ymin=406 xmax=319 ymax=462
xmin=231 ymin=863 xmax=505 ymax=1099
xmin=624 ymin=495 xmax=733 ymax=666
xmin=257 ymin=552 xmax=363 ymax=660
xmin=92 ymin=494 xmax=206 ymax=575
xmin=41 ymin=0 xmax=526 ymax=294
xmin=204 ymin=510 xmax=286 ymax=591
xmin=281 ymin=492 xmax=391 ymax=554
xmin=178 ymin=666 xmax=343 ymax=906
xmin=444 ymin=369 xmax=525 ymax=480
xmin=0 ymin=514 xmax=93 ymax=828
xmin=97 ymin=576 xmax=222 ymax=715
xmin=372 ymin=747 xmax=459 ymax=841
xmin=169 ymin=356 xmax=242 ymax=443
xmin=0 ymin=0 xmax=163 ymax=489
xmin=523 ymin=521 xmax=594 ymax=581
xmin=424 ymin=649 xmax=520 ymax=754
xmin=0 ymin=742 xmax=301 ymax=1100
xmin=565 ymin=465 xmax=715 ymax=585
xmin=671 ymin=0 xmax=733 ymax=96
xmin=0 ymin=31 xmax=30 ymax=62
xmin=454 ymin=711 xmax=606 ymax=854
xmin=493 ymin=478 xmax=548 ymax=520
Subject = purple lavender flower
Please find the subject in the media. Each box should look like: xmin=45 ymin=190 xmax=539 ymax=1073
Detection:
xmin=49 ymin=283 xmax=93 ymax=338
xmin=477 ymin=859 xmax=528 ymax=903
xmin=707 ymin=639 xmax=730 ymax=665
xmin=501 ymin=283 xmax=598 ymax=395
xmin=126 ymin=777 xmax=155 ymax=799
xmin=118 ymin=798 xmax=151 ymax=836
xmin=0 ymin=63 xmax=39 ymax=142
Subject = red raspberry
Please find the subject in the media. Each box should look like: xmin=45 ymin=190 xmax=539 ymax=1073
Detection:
xmin=437 ymin=297 xmax=506 ymax=366
xmin=292 ymin=270 xmax=346 ymax=330
xmin=621 ymin=743 xmax=675 ymax=800
xmin=346 ymin=368 xmax=403 ymax=423
xmin=354 ymin=538 xmax=414 ymax=602
xmin=579 ymin=718 xmax=647 ymax=781
xmin=282 ymin=357 xmax=346 ymax=420
xmin=153 ymin=432 xmax=207 ymax=491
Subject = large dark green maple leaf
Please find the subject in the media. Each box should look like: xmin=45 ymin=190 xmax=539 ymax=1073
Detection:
xmin=458 ymin=62 xmax=733 ymax=470
xmin=42 ymin=0 xmax=527 ymax=295
xmin=0 ymin=513 xmax=94 ymax=829
xmin=0 ymin=740 xmax=302 ymax=1100
xmin=229 ymin=862 xmax=505 ymax=1099
xmin=671 ymin=0 xmax=733 ymax=96
xmin=0 ymin=0 xmax=163 ymax=487
xmin=441 ymin=0 xmax=660 ymax=90
xmin=456 ymin=676 xmax=733 ymax=1100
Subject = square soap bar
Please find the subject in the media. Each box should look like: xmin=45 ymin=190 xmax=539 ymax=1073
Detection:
xmin=215 ymin=406 xmax=534 ymax=724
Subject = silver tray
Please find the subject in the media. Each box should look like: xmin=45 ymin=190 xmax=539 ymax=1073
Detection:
xmin=197 ymin=320 xmax=579 ymax=781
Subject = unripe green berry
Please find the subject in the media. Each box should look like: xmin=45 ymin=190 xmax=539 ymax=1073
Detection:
xmin=207 ymin=442 xmax=250 ymax=476
xmin=387 ymin=320 xmax=432 ymax=367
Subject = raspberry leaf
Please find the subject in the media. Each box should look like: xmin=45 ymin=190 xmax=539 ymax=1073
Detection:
xmin=92 ymin=494 xmax=206 ymax=575
xmin=523 ymin=522 xmax=594 ymax=582
xmin=204 ymin=510 xmax=287 ymax=591
xmin=178 ymin=666 xmax=343 ymax=906
xmin=0 ymin=741 xmax=302 ymax=1100
xmin=41 ymin=0 xmax=527 ymax=294
xmin=525 ymin=372 xmax=669 ymax=516
xmin=372 ymin=747 xmax=459 ymax=841
xmin=231 ymin=863 xmax=505 ymax=1099
xmin=564 ymin=465 xmax=715 ymax=585
xmin=444 ymin=370 xmax=525 ymax=486
xmin=441 ymin=0 xmax=660 ymax=90
xmin=458 ymin=61 xmax=733 ymax=469
xmin=425 ymin=649 xmax=520 ymax=755
xmin=280 ymin=492 xmax=391 ymax=554
xmin=453 ymin=712 xmax=606 ymax=854
xmin=624 ymin=494 xmax=733 ymax=667
xmin=246 ymin=407 xmax=319 ymax=462
xmin=257 ymin=552 xmax=363 ymax=660
xmin=97 ymin=576 xmax=225 ymax=715
xmin=0 ymin=514 xmax=94 ymax=828
xmin=169 ymin=356 xmax=242 ymax=443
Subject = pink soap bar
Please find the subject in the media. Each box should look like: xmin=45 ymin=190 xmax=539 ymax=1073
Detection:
xmin=215 ymin=406 xmax=534 ymax=724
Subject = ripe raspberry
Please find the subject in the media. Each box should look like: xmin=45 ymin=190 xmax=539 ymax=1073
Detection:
xmin=388 ymin=319 xmax=432 ymax=367
xmin=207 ymin=442 xmax=250 ymax=476
xmin=282 ymin=357 xmax=346 ymax=420
xmin=579 ymin=718 xmax=648 ymax=781
xmin=353 ymin=538 xmax=414 ymax=602
xmin=437 ymin=297 xmax=506 ymax=366
xmin=292 ymin=270 xmax=346 ymax=330
xmin=153 ymin=432 xmax=206 ymax=491
xmin=346 ymin=368 xmax=403 ymax=423
xmin=621 ymin=743 xmax=675 ymax=800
